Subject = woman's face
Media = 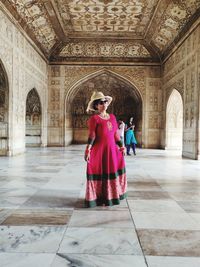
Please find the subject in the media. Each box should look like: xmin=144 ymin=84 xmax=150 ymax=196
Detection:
xmin=97 ymin=98 xmax=108 ymax=112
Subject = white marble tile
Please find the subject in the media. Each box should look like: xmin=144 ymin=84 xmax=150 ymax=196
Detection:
xmin=169 ymin=192 xmax=200 ymax=201
xmin=21 ymin=189 xmax=80 ymax=209
xmin=146 ymin=256 xmax=200 ymax=267
xmin=59 ymin=227 xmax=142 ymax=255
xmin=69 ymin=210 xmax=134 ymax=228
xmin=132 ymin=212 xmax=200 ymax=230
xmin=0 ymin=226 xmax=65 ymax=252
xmin=0 ymin=197 xmax=29 ymax=208
xmin=189 ymin=213 xmax=200 ymax=224
xmin=51 ymin=254 xmax=147 ymax=267
xmin=0 ymin=253 xmax=55 ymax=267
xmin=128 ymin=200 xmax=185 ymax=213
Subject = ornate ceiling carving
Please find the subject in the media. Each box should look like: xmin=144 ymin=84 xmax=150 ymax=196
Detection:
xmin=59 ymin=41 xmax=150 ymax=58
xmin=53 ymin=0 xmax=158 ymax=36
xmin=1 ymin=0 xmax=200 ymax=61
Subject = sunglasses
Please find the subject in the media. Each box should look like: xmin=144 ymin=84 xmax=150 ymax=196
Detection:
xmin=98 ymin=100 xmax=108 ymax=105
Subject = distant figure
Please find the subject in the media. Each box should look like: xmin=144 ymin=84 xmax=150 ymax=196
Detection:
xmin=125 ymin=117 xmax=137 ymax=156
xmin=84 ymin=91 xmax=127 ymax=208
xmin=117 ymin=119 xmax=125 ymax=146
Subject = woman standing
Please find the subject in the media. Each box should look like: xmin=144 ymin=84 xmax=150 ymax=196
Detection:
xmin=84 ymin=91 xmax=127 ymax=208
xmin=125 ymin=117 xmax=137 ymax=155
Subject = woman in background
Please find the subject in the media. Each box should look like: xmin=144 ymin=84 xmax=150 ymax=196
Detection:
xmin=125 ymin=117 xmax=137 ymax=155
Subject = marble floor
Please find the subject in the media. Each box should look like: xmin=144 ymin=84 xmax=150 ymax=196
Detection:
xmin=0 ymin=145 xmax=200 ymax=267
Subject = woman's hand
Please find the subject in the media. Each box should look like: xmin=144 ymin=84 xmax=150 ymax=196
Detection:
xmin=84 ymin=148 xmax=91 ymax=162
xmin=119 ymin=146 xmax=126 ymax=156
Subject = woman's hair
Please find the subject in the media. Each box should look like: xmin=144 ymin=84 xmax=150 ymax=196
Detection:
xmin=92 ymin=99 xmax=100 ymax=111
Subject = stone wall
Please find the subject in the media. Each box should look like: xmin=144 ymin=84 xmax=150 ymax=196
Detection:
xmin=48 ymin=65 xmax=161 ymax=148
xmin=162 ymin=22 xmax=200 ymax=159
xmin=0 ymin=6 xmax=48 ymax=155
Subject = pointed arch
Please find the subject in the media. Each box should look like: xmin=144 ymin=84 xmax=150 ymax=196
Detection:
xmin=64 ymin=69 xmax=144 ymax=146
xmin=166 ymin=89 xmax=183 ymax=150
xmin=65 ymin=68 xmax=143 ymax=105
xmin=0 ymin=59 xmax=9 ymax=155
xmin=25 ymin=88 xmax=42 ymax=147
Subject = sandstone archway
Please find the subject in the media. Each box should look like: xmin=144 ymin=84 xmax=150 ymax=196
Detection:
xmin=166 ymin=89 xmax=183 ymax=150
xmin=25 ymin=88 xmax=42 ymax=147
xmin=0 ymin=60 xmax=9 ymax=155
xmin=65 ymin=71 xmax=143 ymax=145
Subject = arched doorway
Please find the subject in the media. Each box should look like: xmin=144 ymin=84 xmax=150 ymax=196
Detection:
xmin=166 ymin=89 xmax=183 ymax=150
xmin=25 ymin=88 xmax=42 ymax=147
xmin=66 ymin=72 xmax=143 ymax=146
xmin=0 ymin=60 xmax=9 ymax=155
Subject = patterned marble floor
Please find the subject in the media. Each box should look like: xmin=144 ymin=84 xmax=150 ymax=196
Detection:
xmin=0 ymin=145 xmax=200 ymax=267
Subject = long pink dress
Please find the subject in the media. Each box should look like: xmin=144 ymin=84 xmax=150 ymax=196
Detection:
xmin=85 ymin=114 xmax=127 ymax=207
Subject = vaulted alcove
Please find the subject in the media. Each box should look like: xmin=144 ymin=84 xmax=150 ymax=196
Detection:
xmin=25 ymin=88 xmax=42 ymax=147
xmin=0 ymin=60 xmax=9 ymax=156
xmin=166 ymin=89 xmax=183 ymax=150
xmin=65 ymin=71 xmax=143 ymax=146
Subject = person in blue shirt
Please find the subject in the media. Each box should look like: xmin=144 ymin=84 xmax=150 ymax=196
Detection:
xmin=125 ymin=117 xmax=137 ymax=156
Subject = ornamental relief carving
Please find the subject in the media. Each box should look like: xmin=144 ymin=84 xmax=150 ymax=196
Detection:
xmin=6 ymin=0 xmax=57 ymax=52
xmin=64 ymin=66 xmax=146 ymax=98
xmin=148 ymin=114 xmax=162 ymax=129
xmin=54 ymin=0 xmax=157 ymax=35
xmin=70 ymin=73 xmax=143 ymax=129
xmin=0 ymin=9 xmax=47 ymax=77
xmin=150 ymin=1 xmax=200 ymax=51
xmin=49 ymin=88 xmax=60 ymax=111
xmin=59 ymin=42 xmax=150 ymax=58
xmin=0 ymin=10 xmax=13 ymax=43
xmin=165 ymin=77 xmax=184 ymax=104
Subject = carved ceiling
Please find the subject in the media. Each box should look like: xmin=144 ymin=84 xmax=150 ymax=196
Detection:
xmin=1 ymin=0 xmax=200 ymax=62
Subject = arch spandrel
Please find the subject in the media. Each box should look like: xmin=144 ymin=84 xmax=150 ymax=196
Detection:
xmin=64 ymin=67 xmax=145 ymax=103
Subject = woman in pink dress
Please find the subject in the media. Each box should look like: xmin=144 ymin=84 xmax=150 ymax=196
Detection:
xmin=84 ymin=91 xmax=127 ymax=208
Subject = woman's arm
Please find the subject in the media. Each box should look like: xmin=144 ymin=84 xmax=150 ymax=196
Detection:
xmin=84 ymin=116 xmax=97 ymax=162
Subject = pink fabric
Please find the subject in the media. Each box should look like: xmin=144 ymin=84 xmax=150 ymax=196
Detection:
xmin=85 ymin=114 xmax=127 ymax=204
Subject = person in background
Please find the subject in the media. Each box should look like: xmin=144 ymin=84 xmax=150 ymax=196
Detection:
xmin=84 ymin=91 xmax=127 ymax=208
xmin=117 ymin=119 xmax=125 ymax=146
xmin=125 ymin=117 xmax=137 ymax=156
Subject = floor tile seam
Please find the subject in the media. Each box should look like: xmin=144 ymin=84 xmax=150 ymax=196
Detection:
xmin=129 ymin=211 xmax=193 ymax=214
xmin=186 ymin=212 xmax=200 ymax=226
xmin=0 ymin=251 xmax=57 ymax=254
xmin=134 ymin=227 xmax=200 ymax=233
xmin=0 ymin=224 xmax=68 ymax=228
xmin=56 ymin=252 xmax=144 ymax=255
xmin=127 ymin=199 xmax=149 ymax=267
xmin=0 ymin=224 xmax=70 ymax=226
xmin=54 ymin=223 xmax=69 ymax=254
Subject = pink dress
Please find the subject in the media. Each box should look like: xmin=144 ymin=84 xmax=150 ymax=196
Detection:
xmin=85 ymin=114 xmax=127 ymax=207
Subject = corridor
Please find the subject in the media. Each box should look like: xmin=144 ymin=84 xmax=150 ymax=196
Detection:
xmin=0 ymin=146 xmax=200 ymax=267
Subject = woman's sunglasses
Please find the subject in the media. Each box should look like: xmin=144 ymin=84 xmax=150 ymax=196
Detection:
xmin=98 ymin=100 xmax=108 ymax=105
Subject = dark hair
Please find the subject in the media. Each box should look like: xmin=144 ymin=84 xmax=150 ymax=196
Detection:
xmin=92 ymin=99 xmax=100 ymax=110
xmin=127 ymin=117 xmax=134 ymax=127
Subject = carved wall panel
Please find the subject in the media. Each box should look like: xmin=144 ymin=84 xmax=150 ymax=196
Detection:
xmin=5 ymin=0 xmax=57 ymax=53
xmin=163 ymin=25 xmax=200 ymax=159
xmin=0 ymin=7 xmax=48 ymax=154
